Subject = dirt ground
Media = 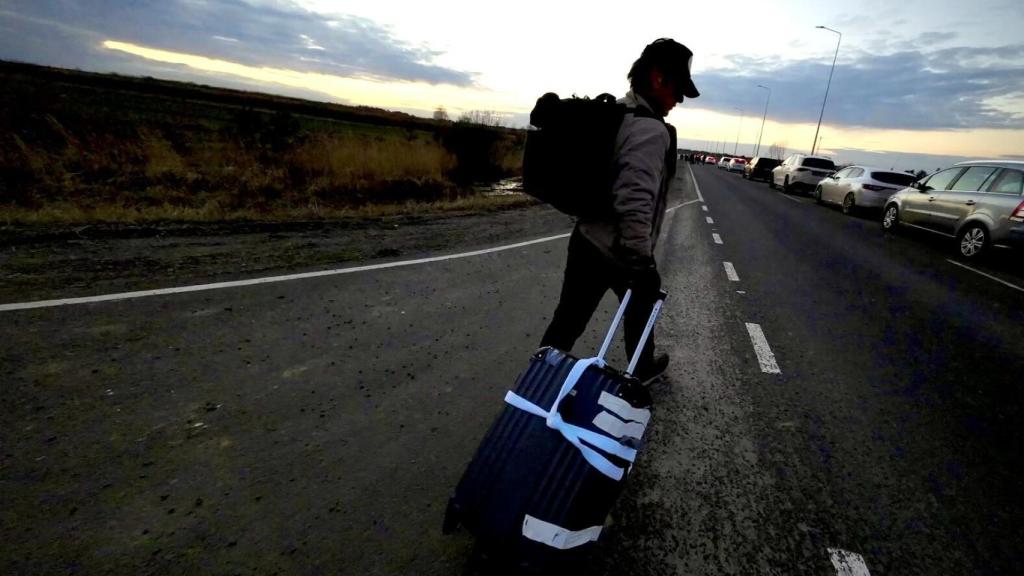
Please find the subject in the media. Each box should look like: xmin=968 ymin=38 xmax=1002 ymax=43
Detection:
xmin=0 ymin=203 xmax=575 ymax=304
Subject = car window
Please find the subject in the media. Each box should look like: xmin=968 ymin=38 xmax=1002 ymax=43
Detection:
xmin=922 ymin=168 xmax=963 ymax=191
xmin=802 ymin=158 xmax=836 ymax=170
xmin=833 ymin=168 xmax=851 ymax=178
xmin=950 ymin=166 xmax=1000 ymax=191
xmin=872 ymin=172 xmax=917 ymax=187
xmin=987 ymin=169 xmax=1024 ymax=195
xmin=848 ymin=168 xmax=865 ymax=178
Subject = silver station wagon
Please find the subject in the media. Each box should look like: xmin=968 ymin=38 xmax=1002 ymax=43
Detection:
xmin=882 ymin=160 xmax=1024 ymax=259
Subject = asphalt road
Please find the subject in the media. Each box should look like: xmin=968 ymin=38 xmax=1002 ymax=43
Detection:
xmin=2 ymin=164 xmax=1022 ymax=575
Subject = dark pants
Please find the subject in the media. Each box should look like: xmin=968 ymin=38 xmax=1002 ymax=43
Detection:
xmin=540 ymin=230 xmax=657 ymax=366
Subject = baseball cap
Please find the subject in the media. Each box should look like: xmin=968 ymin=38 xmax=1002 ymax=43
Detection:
xmin=640 ymin=38 xmax=700 ymax=99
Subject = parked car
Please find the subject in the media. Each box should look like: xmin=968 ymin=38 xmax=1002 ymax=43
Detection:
xmin=704 ymin=155 xmax=718 ymax=165
xmin=717 ymin=157 xmax=732 ymax=170
xmin=882 ymin=160 xmax=1024 ymax=259
xmin=744 ymin=157 xmax=781 ymax=181
xmin=770 ymin=154 xmax=836 ymax=193
xmin=815 ymin=166 xmax=918 ymax=214
xmin=727 ymin=158 xmax=747 ymax=173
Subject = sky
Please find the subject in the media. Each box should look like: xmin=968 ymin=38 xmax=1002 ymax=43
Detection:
xmin=2 ymin=0 xmax=1024 ymax=171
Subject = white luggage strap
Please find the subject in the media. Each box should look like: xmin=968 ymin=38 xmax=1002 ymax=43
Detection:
xmin=503 ymin=356 xmax=638 ymax=481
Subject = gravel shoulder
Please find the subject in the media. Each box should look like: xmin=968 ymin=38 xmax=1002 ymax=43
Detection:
xmin=0 ymin=203 xmax=574 ymax=303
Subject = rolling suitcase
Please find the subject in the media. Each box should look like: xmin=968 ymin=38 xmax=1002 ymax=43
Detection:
xmin=443 ymin=288 xmax=668 ymax=573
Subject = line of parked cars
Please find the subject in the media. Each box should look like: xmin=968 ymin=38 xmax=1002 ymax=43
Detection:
xmin=693 ymin=152 xmax=1024 ymax=260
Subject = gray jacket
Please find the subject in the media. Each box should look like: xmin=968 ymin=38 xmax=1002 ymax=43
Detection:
xmin=576 ymin=91 xmax=675 ymax=268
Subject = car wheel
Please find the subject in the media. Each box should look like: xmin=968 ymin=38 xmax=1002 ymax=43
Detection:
xmin=783 ymin=176 xmax=791 ymax=193
xmin=841 ymin=193 xmax=855 ymax=215
xmin=814 ymin=186 xmax=824 ymax=204
xmin=957 ymin=223 xmax=989 ymax=259
xmin=882 ymin=204 xmax=899 ymax=232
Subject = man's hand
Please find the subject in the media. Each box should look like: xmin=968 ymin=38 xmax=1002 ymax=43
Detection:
xmin=623 ymin=254 xmax=661 ymax=296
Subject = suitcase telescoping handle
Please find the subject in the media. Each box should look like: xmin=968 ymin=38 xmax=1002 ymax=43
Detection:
xmin=596 ymin=288 xmax=669 ymax=376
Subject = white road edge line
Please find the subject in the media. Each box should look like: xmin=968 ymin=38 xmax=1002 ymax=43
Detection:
xmin=0 ymin=232 xmax=572 ymax=312
xmin=745 ymin=323 xmax=781 ymax=374
xmin=712 ymin=233 xmax=723 ymax=245
xmin=777 ymin=192 xmax=805 ymax=204
xmin=706 ymin=216 xmax=715 ymax=224
xmin=828 ymin=548 xmax=871 ymax=576
xmin=667 ymin=198 xmax=701 ymax=212
xmin=687 ymin=163 xmax=705 ymax=203
xmin=723 ymin=262 xmax=740 ymax=282
xmin=3 ymin=165 xmax=711 ymax=313
xmin=946 ymin=259 xmax=1024 ymax=293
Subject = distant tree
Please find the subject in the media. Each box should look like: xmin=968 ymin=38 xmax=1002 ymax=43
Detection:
xmin=433 ymin=106 xmax=449 ymax=121
xmin=457 ymin=110 xmax=505 ymax=127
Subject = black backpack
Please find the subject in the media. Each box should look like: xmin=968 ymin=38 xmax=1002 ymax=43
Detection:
xmin=522 ymin=93 xmax=674 ymax=218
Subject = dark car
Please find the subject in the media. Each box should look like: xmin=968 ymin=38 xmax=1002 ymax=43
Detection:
xmin=744 ymin=157 xmax=781 ymax=181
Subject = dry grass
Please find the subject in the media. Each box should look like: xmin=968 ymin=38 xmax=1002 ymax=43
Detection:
xmin=0 ymin=67 xmax=526 ymax=225
xmin=0 ymin=193 xmax=536 ymax=225
xmin=292 ymin=133 xmax=455 ymax=184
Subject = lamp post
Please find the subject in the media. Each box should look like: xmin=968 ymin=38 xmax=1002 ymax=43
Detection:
xmin=755 ymin=84 xmax=771 ymax=157
xmin=812 ymin=25 xmax=841 ymax=156
xmin=733 ymin=107 xmax=744 ymax=156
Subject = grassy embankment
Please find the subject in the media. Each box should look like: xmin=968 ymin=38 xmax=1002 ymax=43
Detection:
xmin=0 ymin=61 xmax=532 ymax=225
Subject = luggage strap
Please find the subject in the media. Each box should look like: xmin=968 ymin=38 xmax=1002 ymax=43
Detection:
xmin=504 ymin=356 xmax=638 ymax=481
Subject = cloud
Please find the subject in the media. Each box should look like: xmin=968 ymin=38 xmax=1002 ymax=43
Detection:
xmin=691 ymin=43 xmax=1024 ymax=130
xmin=0 ymin=0 xmax=475 ymax=86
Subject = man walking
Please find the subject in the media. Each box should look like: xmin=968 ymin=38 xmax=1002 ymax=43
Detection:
xmin=540 ymin=38 xmax=699 ymax=382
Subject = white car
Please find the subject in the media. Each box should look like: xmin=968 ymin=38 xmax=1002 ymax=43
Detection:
xmin=727 ymin=158 xmax=747 ymax=173
xmin=770 ymin=154 xmax=837 ymax=193
xmin=717 ymin=157 xmax=732 ymax=170
xmin=815 ymin=166 xmax=918 ymax=214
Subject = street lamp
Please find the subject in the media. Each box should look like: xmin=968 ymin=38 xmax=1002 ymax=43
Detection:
xmin=812 ymin=25 xmax=841 ymax=156
xmin=755 ymin=84 xmax=771 ymax=157
xmin=732 ymin=107 xmax=744 ymax=156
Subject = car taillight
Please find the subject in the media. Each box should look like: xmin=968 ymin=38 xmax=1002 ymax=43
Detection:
xmin=863 ymin=184 xmax=890 ymax=191
xmin=1012 ymin=200 xmax=1024 ymax=222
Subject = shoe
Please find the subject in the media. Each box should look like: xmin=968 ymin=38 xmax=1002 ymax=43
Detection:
xmin=633 ymin=353 xmax=669 ymax=384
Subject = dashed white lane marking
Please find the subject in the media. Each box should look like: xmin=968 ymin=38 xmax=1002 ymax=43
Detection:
xmin=712 ymin=233 xmax=723 ymax=245
xmin=828 ymin=548 xmax=871 ymax=576
xmin=723 ymin=262 xmax=740 ymax=281
xmin=706 ymin=216 xmax=715 ymax=224
xmin=946 ymin=259 xmax=1024 ymax=293
xmin=687 ymin=164 xmax=705 ymax=203
xmin=0 ymin=232 xmax=573 ymax=312
xmin=745 ymin=323 xmax=781 ymax=374
xmin=702 ymin=205 xmax=708 ymax=212
xmin=776 ymin=192 xmax=806 ymax=204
